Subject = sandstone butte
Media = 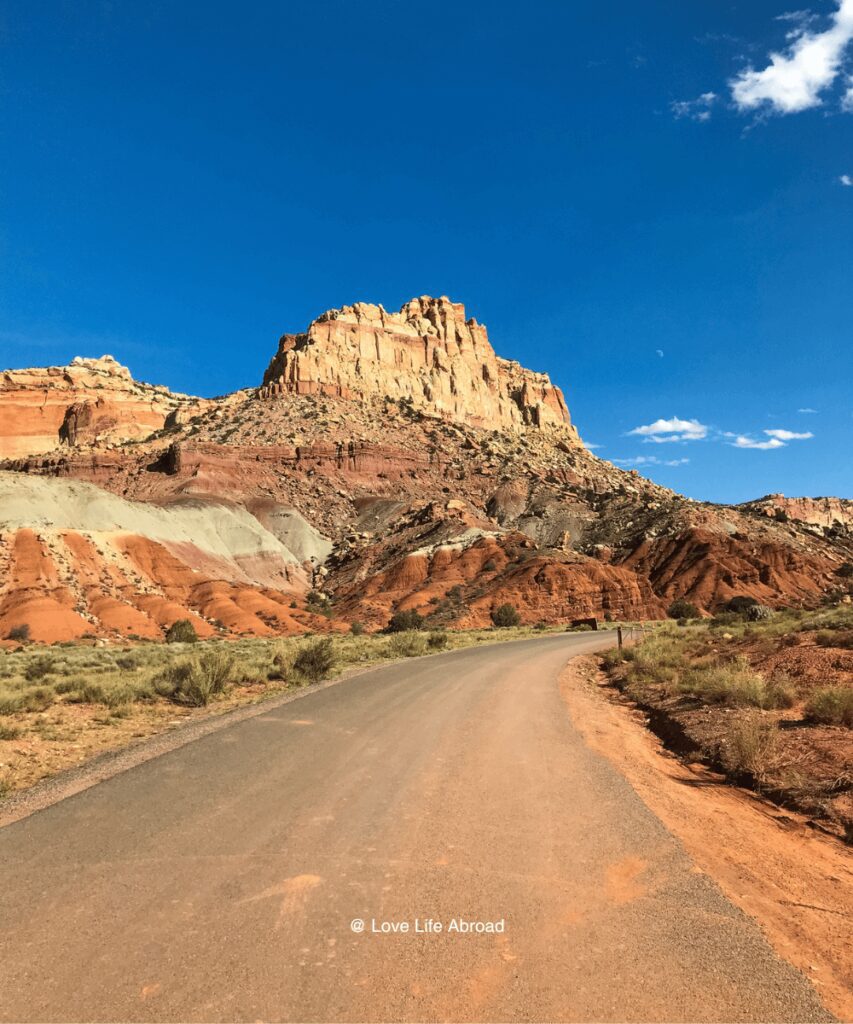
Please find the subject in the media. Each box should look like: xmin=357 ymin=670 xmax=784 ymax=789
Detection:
xmin=0 ymin=296 xmax=850 ymax=644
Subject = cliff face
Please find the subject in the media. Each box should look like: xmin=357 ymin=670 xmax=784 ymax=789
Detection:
xmin=260 ymin=296 xmax=575 ymax=434
xmin=739 ymin=495 xmax=853 ymax=531
xmin=0 ymin=356 xmax=210 ymax=459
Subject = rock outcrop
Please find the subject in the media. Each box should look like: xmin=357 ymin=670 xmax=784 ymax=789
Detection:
xmin=0 ymin=355 xmax=211 ymax=459
xmin=260 ymin=296 xmax=575 ymax=433
xmin=739 ymin=494 xmax=853 ymax=531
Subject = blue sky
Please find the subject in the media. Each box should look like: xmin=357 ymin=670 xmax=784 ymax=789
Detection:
xmin=1 ymin=0 xmax=850 ymax=503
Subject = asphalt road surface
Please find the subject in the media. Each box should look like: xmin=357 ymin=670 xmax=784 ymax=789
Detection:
xmin=0 ymin=634 xmax=831 ymax=1022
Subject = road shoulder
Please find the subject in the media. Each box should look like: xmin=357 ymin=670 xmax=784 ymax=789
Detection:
xmin=560 ymin=654 xmax=853 ymax=1022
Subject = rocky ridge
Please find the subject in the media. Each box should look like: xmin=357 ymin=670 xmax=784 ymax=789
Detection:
xmin=0 ymin=355 xmax=213 ymax=459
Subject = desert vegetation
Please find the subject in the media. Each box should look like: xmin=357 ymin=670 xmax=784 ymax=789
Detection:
xmin=602 ymin=601 xmax=853 ymax=841
xmin=0 ymin=623 xmax=563 ymax=796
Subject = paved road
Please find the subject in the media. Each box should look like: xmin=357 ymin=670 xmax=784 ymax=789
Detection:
xmin=0 ymin=635 xmax=830 ymax=1022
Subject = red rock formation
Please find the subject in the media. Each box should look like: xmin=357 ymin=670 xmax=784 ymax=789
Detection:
xmin=620 ymin=527 xmax=838 ymax=610
xmin=260 ymin=296 xmax=575 ymax=433
xmin=0 ymin=355 xmax=211 ymax=458
xmin=739 ymin=494 xmax=853 ymax=530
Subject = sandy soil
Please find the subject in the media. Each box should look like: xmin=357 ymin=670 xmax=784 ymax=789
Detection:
xmin=560 ymin=655 xmax=853 ymax=1022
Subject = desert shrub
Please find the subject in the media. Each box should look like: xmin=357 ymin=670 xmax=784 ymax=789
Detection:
xmin=601 ymin=648 xmax=626 ymax=669
xmin=765 ymin=673 xmax=798 ymax=710
xmin=427 ymin=630 xmax=449 ymax=650
xmin=19 ymin=686 xmax=55 ymax=712
xmin=292 ymin=638 xmax=335 ymax=684
xmin=389 ymin=632 xmax=428 ymax=658
xmin=726 ymin=596 xmax=758 ymax=614
xmin=24 ymin=656 xmax=55 ymax=681
xmin=667 ymin=599 xmax=699 ymax=620
xmin=720 ymin=714 xmax=784 ymax=785
xmin=165 ymin=619 xmax=198 ymax=644
xmin=157 ymin=649 xmax=235 ymax=706
xmin=679 ymin=659 xmax=783 ymax=709
xmin=745 ymin=604 xmax=774 ymax=622
xmin=7 ymin=624 xmax=30 ymax=642
xmin=0 ymin=689 xmax=24 ymax=715
xmin=482 ymin=560 xmax=497 ymax=572
xmin=836 ymin=562 xmax=853 ymax=578
xmin=350 ymin=622 xmax=365 ymax=636
xmin=387 ymin=609 xmax=425 ymax=633
xmin=0 ymin=723 xmax=21 ymax=740
xmin=491 ymin=603 xmax=521 ymax=628
xmin=306 ymin=591 xmax=334 ymax=618
xmin=65 ymin=679 xmax=108 ymax=704
xmin=816 ymin=629 xmax=853 ymax=650
xmin=804 ymin=687 xmax=853 ymax=727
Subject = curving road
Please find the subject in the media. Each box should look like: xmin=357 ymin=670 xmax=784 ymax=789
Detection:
xmin=0 ymin=634 xmax=830 ymax=1022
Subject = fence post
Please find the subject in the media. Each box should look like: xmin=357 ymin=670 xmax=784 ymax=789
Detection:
xmin=617 ymin=626 xmax=623 ymax=650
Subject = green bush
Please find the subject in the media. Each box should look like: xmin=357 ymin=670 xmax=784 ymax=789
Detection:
xmin=491 ymin=603 xmax=521 ymax=628
xmin=745 ymin=604 xmax=774 ymax=622
xmin=292 ymin=638 xmax=335 ymax=684
xmin=667 ymin=599 xmax=699 ymax=620
xmin=7 ymin=624 xmax=30 ymax=642
xmin=726 ymin=596 xmax=758 ymax=614
xmin=157 ymin=649 xmax=235 ymax=706
xmin=387 ymin=609 xmax=425 ymax=633
xmin=24 ymin=656 xmax=55 ymax=681
xmin=350 ymin=621 xmax=365 ymax=636
xmin=804 ymin=687 xmax=853 ymax=727
xmin=0 ymin=723 xmax=21 ymax=740
xmin=388 ymin=632 xmax=428 ymax=658
xmin=427 ymin=631 xmax=449 ymax=650
xmin=165 ymin=619 xmax=198 ymax=644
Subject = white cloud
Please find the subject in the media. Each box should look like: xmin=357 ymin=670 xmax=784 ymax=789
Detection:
xmin=655 ymin=349 xmax=664 ymax=357
xmin=732 ymin=435 xmax=786 ymax=450
xmin=841 ymin=174 xmax=853 ymax=185
xmin=843 ymin=74 xmax=853 ymax=108
xmin=628 ymin=416 xmax=708 ymax=442
xmin=797 ymin=407 xmax=818 ymax=413
xmin=583 ymin=441 xmax=602 ymax=450
xmin=731 ymin=0 xmax=853 ymax=114
xmin=671 ymin=92 xmax=717 ymax=121
xmin=613 ymin=456 xmax=690 ymax=467
xmin=764 ymin=428 xmax=814 ymax=440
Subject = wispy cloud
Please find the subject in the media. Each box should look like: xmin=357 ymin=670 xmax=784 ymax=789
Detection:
xmin=797 ymin=407 xmax=819 ymax=413
xmin=841 ymin=173 xmax=853 ymax=185
xmin=732 ymin=428 xmax=814 ymax=449
xmin=732 ymin=435 xmax=786 ymax=450
xmin=764 ymin=428 xmax=814 ymax=440
xmin=627 ymin=416 xmax=708 ymax=443
xmin=730 ymin=0 xmax=853 ymax=114
xmin=612 ymin=456 xmax=690 ymax=467
xmin=583 ymin=441 xmax=603 ymax=450
xmin=843 ymin=73 xmax=853 ymax=108
xmin=671 ymin=92 xmax=717 ymax=121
